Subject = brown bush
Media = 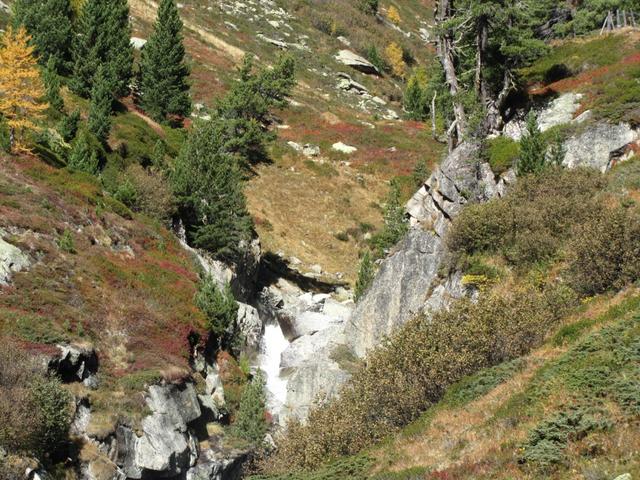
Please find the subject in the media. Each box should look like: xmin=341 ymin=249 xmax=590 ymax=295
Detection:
xmin=448 ymin=167 xmax=607 ymax=267
xmin=123 ymin=164 xmax=176 ymax=225
xmin=263 ymin=284 xmax=576 ymax=472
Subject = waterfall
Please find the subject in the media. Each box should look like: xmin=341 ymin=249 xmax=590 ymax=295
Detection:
xmin=258 ymin=322 xmax=289 ymax=418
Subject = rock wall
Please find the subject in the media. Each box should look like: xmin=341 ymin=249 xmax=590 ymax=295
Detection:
xmin=345 ymin=142 xmax=513 ymax=358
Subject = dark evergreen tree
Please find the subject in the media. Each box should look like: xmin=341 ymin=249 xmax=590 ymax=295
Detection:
xmin=42 ymin=57 xmax=64 ymax=112
xmin=371 ymin=179 xmax=409 ymax=257
xmin=517 ymin=112 xmax=546 ymax=176
xmin=88 ymin=67 xmax=114 ymax=144
xmin=12 ymin=0 xmax=73 ymax=73
xmin=71 ymin=0 xmax=132 ymax=98
xmin=68 ymin=129 xmax=100 ymax=174
xmin=195 ymin=277 xmax=238 ymax=342
xmin=215 ymin=54 xmax=295 ymax=168
xmin=104 ymin=0 xmax=134 ymax=97
xmin=233 ymin=371 xmax=268 ymax=443
xmin=172 ymin=118 xmax=254 ymax=259
xmin=58 ymin=110 xmax=80 ymax=142
xmin=403 ymin=75 xmax=427 ymax=120
xmin=139 ymin=0 xmax=191 ymax=121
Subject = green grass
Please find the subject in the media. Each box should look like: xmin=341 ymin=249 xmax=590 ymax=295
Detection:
xmin=250 ymin=455 xmax=373 ymax=480
xmin=519 ymin=34 xmax=629 ymax=85
xmin=483 ymin=136 xmax=520 ymax=176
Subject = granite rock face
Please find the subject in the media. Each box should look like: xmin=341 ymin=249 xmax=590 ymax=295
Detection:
xmin=347 ymin=142 xmax=508 ymax=358
xmin=0 ymin=236 xmax=30 ymax=285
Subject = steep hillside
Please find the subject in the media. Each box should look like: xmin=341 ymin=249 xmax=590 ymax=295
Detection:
xmin=124 ymin=0 xmax=443 ymax=280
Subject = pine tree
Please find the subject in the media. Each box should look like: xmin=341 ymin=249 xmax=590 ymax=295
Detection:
xmin=71 ymin=0 xmax=132 ymax=98
xmin=233 ymin=371 xmax=267 ymax=444
xmin=42 ymin=57 xmax=64 ymax=112
xmin=12 ymin=0 xmax=73 ymax=73
xmin=67 ymin=129 xmax=100 ymax=174
xmin=172 ymin=119 xmax=254 ymax=259
xmin=371 ymin=179 xmax=409 ymax=257
xmin=195 ymin=277 xmax=238 ymax=341
xmin=403 ymin=76 xmax=427 ymax=120
xmin=151 ymin=139 xmax=168 ymax=170
xmin=0 ymin=26 xmax=48 ymax=152
xmin=139 ymin=0 xmax=191 ymax=121
xmin=517 ymin=112 xmax=547 ymax=176
xmin=412 ymin=158 xmax=429 ymax=187
xmin=58 ymin=110 xmax=80 ymax=142
xmin=104 ymin=0 xmax=133 ymax=97
xmin=88 ymin=67 xmax=114 ymax=144
xmin=354 ymin=251 xmax=375 ymax=301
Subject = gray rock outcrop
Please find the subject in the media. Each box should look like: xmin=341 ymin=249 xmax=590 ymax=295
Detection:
xmin=237 ymin=302 xmax=263 ymax=350
xmin=0 ymin=236 xmax=30 ymax=285
xmin=117 ymin=383 xmax=202 ymax=479
xmin=347 ymin=142 xmax=508 ymax=358
xmin=335 ymin=50 xmax=380 ymax=75
xmin=562 ymin=122 xmax=639 ymax=172
xmin=48 ymin=344 xmax=98 ymax=386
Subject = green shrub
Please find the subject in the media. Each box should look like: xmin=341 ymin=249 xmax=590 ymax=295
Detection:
xmin=370 ymin=180 xmax=408 ymax=258
xmin=357 ymin=0 xmax=378 ymax=15
xmin=567 ymin=206 xmax=640 ymax=295
xmin=483 ymin=136 xmax=519 ymax=176
xmin=67 ymin=129 xmax=102 ymax=175
xmin=265 ymin=284 xmax=576 ymax=472
xmin=57 ymin=228 xmax=76 ymax=253
xmin=354 ymin=251 xmax=375 ymax=301
xmin=520 ymin=408 xmax=612 ymax=470
xmin=57 ymin=110 xmax=81 ymax=143
xmin=448 ymin=168 xmax=606 ymax=267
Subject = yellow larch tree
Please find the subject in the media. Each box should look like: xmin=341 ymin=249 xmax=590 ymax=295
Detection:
xmin=385 ymin=42 xmax=406 ymax=78
xmin=387 ymin=5 xmax=401 ymax=24
xmin=0 ymin=26 xmax=48 ymax=153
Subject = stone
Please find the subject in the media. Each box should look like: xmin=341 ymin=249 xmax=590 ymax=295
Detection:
xmin=130 ymin=37 xmax=147 ymax=50
xmin=337 ymin=36 xmax=351 ymax=46
xmin=146 ymin=383 xmax=201 ymax=431
xmin=322 ymin=298 xmax=353 ymax=322
xmin=135 ymin=414 xmax=190 ymax=473
xmin=332 ymin=142 xmax=358 ymax=154
xmin=186 ymin=449 xmax=248 ymax=480
xmin=302 ymin=144 xmax=320 ymax=157
xmin=236 ymin=302 xmax=263 ymax=350
xmin=280 ymin=310 xmax=337 ymax=341
xmin=537 ymin=92 xmax=583 ymax=132
xmin=336 ymin=73 xmax=368 ymax=94
xmin=309 ymin=264 xmax=323 ymax=274
xmin=49 ymin=344 xmax=98 ymax=383
xmin=335 ymin=49 xmax=380 ymax=75
xmin=205 ymin=365 xmax=225 ymax=406
xmin=562 ymin=122 xmax=638 ymax=172
xmin=0 ymin=237 xmax=30 ymax=285
xmin=287 ymin=141 xmax=303 ymax=152
xmin=0 ymin=1 xmax=9 ymax=13
xmin=613 ymin=475 xmax=631 ymax=480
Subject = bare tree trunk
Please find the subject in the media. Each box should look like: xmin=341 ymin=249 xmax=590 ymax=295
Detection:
xmin=431 ymin=91 xmax=438 ymax=139
xmin=9 ymin=127 xmax=15 ymax=153
xmin=475 ymin=16 xmax=489 ymax=105
xmin=436 ymin=0 xmax=467 ymax=150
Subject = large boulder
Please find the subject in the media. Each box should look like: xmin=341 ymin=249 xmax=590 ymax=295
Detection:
xmin=116 ymin=383 xmax=202 ymax=478
xmin=537 ymin=92 xmax=583 ymax=132
xmin=236 ymin=302 xmax=263 ymax=350
xmin=562 ymin=122 xmax=639 ymax=172
xmin=186 ymin=449 xmax=248 ymax=480
xmin=0 ymin=237 xmax=30 ymax=285
xmin=335 ymin=50 xmax=380 ymax=75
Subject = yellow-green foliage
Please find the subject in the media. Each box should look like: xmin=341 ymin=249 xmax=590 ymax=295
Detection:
xmin=263 ymin=284 xmax=576 ymax=472
xmin=386 ymin=5 xmax=401 ymax=24
xmin=483 ymin=136 xmax=520 ymax=176
xmin=385 ymin=42 xmax=405 ymax=78
xmin=449 ymin=168 xmax=606 ymax=267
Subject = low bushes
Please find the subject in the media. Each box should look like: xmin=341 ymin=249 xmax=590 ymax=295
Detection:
xmin=0 ymin=341 xmax=72 ymax=459
xmin=448 ymin=167 xmax=606 ymax=267
xmin=264 ymin=284 xmax=576 ymax=472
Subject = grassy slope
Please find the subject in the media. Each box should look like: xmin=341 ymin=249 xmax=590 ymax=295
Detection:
xmin=253 ymin=290 xmax=640 ymax=480
xmin=0 ymin=153 xmax=206 ymax=434
xmin=125 ymin=0 xmax=444 ymax=281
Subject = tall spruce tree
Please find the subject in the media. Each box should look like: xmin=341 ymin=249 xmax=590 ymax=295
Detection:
xmin=12 ymin=0 xmax=73 ymax=73
xmin=172 ymin=118 xmax=254 ymax=260
xmin=42 ymin=57 xmax=64 ymax=112
xmin=517 ymin=112 xmax=546 ymax=176
xmin=139 ymin=0 xmax=191 ymax=121
xmin=71 ymin=0 xmax=132 ymax=98
xmin=88 ymin=66 xmax=114 ymax=144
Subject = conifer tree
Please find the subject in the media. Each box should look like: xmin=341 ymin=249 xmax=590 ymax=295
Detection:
xmin=517 ymin=112 xmax=546 ymax=176
xmin=172 ymin=119 xmax=254 ymax=259
xmin=88 ymin=67 xmax=114 ymax=144
xmin=67 ymin=129 xmax=100 ymax=174
xmin=139 ymin=0 xmax=191 ymax=121
xmin=58 ymin=110 xmax=80 ymax=142
xmin=12 ymin=0 xmax=73 ymax=73
xmin=233 ymin=371 xmax=268 ymax=443
xmin=71 ymin=0 xmax=132 ymax=98
xmin=42 ymin=57 xmax=64 ymax=112
xmin=0 ymin=27 xmax=48 ymax=152
xmin=195 ymin=277 xmax=238 ymax=342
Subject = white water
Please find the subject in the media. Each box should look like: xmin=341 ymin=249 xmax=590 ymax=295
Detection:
xmin=259 ymin=322 xmax=289 ymax=415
